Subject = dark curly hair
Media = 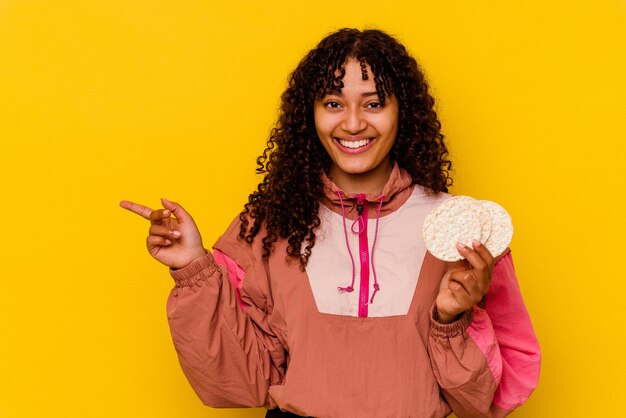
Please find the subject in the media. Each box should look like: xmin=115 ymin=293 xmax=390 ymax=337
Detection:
xmin=239 ymin=28 xmax=453 ymax=268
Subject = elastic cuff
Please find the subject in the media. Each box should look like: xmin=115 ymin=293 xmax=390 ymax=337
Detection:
xmin=430 ymin=304 xmax=474 ymax=337
xmin=169 ymin=251 xmax=217 ymax=287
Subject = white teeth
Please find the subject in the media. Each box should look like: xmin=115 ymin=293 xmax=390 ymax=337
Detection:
xmin=338 ymin=138 xmax=371 ymax=149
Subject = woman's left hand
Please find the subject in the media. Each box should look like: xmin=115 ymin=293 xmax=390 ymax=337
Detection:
xmin=435 ymin=240 xmax=495 ymax=324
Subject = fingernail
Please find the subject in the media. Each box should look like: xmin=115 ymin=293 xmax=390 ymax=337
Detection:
xmin=172 ymin=231 xmax=181 ymax=237
xmin=472 ymin=240 xmax=481 ymax=246
xmin=456 ymin=242 xmax=466 ymax=251
xmin=163 ymin=210 xmax=171 ymax=216
xmin=165 ymin=239 xmax=172 ymax=245
xmin=161 ymin=197 xmax=171 ymax=204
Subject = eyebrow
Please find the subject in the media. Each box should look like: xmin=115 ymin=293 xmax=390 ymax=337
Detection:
xmin=326 ymin=91 xmax=379 ymax=98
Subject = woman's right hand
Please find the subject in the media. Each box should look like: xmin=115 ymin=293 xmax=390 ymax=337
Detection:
xmin=119 ymin=198 xmax=207 ymax=269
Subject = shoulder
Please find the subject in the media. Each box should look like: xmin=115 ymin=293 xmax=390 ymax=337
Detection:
xmin=404 ymin=184 xmax=451 ymax=214
xmin=213 ymin=213 xmax=267 ymax=270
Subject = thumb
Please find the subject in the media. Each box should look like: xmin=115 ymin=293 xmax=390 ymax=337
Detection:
xmin=161 ymin=198 xmax=193 ymax=223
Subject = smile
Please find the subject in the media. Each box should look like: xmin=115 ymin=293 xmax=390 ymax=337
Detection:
xmin=333 ymin=137 xmax=377 ymax=155
xmin=337 ymin=138 xmax=372 ymax=149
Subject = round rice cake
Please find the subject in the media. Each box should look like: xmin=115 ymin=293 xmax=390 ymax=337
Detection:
xmin=474 ymin=202 xmax=493 ymax=244
xmin=446 ymin=196 xmax=493 ymax=245
xmin=422 ymin=196 xmax=483 ymax=261
xmin=478 ymin=200 xmax=513 ymax=257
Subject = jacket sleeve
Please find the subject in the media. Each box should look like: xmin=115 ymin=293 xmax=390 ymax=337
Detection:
xmin=486 ymin=252 xmax=541 ymax=417
xmin=428 ymin=251 xmax=541 ymax=418
xmin=166 ymin=219 xmax=286 ymax=408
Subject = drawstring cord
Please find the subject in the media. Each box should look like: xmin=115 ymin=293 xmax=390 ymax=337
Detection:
xmin=336 ymin=192 xmax=386 ymax=304
xmin=337 ymin=191 xmax=356 ymax=293
xmin=351 ymin=196 xmax=365 ymax=234
xmin=369 ymin=195 xmax=385 ymax=304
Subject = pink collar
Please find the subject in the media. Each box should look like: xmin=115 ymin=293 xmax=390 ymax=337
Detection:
xmin=320 ymin=163 xmax=415 ymax=219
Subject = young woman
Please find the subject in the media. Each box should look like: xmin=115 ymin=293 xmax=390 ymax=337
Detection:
xmin=121 ymin=28 xmax=540 ymax=417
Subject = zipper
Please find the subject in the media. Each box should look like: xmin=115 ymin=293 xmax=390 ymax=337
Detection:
xmin=355 ymin=194 xmax=370 ymax=317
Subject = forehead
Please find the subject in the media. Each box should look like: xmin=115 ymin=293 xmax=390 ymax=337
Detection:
xmin=341 ymin=60 xmax=374 ymax=88
xmin=322 ymin=59 xmax=376 ymax=97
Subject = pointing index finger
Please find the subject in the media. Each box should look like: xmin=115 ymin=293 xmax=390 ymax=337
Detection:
xmin=119 ymin=200 xmax=154 ymax=220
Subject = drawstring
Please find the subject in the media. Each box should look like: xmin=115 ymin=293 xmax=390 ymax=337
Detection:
xmin=336 ymin=192 xmax=386 ymax=305
xmin=351 ymin=196 xmax=365 ymax=234
xmin=369 ymin=195 xmax=385 ymax=304
xmin=337 ymin=191 xmax=356 ymax=293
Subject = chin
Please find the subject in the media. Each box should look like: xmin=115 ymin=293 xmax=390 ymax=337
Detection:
xmin=338 ymin=162 xmax=376 ymax=175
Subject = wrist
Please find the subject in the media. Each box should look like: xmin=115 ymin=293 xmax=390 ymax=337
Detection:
xmin=173 ymin=249 xmax=208 ymax=270
xmin=430 ymin=305 xmax=474 ymax=338
xmin=435 ymin=307 xmax=463 ymax=324
xmin=169 ymin=250 xmax=217 ymax=287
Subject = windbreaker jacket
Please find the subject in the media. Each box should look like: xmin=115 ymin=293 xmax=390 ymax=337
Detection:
xmin=166 ymin=164 xmax=541 ymax=418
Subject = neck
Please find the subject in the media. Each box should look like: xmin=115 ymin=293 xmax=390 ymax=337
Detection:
xmin=329 ymin=159 xmax=393 ymax=196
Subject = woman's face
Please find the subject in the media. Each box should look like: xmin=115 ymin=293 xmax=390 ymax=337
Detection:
xmin=314 ymin=59 xmax=399 ymax=188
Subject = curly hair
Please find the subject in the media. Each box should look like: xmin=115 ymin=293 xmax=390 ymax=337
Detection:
xmin=239 ymin=28 xmax=453 ymax=269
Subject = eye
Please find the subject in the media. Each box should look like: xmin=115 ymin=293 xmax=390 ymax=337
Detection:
xmin=324 ymin=101 xmax=341 ymax=109
xmin=366 ymin=101 xmax=383 ymax=110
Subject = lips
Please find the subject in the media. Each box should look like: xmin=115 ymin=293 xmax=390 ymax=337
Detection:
xmin=333 ymin=137 xmax=376 ymax=154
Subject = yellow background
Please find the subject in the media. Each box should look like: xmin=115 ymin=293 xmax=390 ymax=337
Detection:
xmin=1 ymin=1 xmax=624 ymax=417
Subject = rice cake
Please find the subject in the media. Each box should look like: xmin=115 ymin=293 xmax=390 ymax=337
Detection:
xmin=422 ymin=196 xmax=513 ymax=261
xmin=478 ymin=200 xmax=513 ymax=258
xmin=422 ymin=196 xmax=483 ymax=262
xmin=475 ymin=201 xmax=492 ymax=245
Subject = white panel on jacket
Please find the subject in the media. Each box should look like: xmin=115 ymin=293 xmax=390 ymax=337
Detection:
xmin=306 ymin=186 xmax=450 ymax=317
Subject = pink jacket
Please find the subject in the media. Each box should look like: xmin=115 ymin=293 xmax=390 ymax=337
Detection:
xmin=166 ymin=165 xmax=541 ymax=417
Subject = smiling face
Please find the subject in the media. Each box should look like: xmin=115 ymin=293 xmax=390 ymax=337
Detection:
xmin=314 ymin=59 xmax=399 ymax=194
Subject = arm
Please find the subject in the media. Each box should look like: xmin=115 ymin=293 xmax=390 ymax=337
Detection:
xmin=166 ymin=249 xmax=286 ymax=408
xmin=429 ymin=305 xmax=501 ymax=418
xmin=486 ymin=252 xmax=541 ymax=417
xmin=119 ymin=200 xmax=285 ymax=406
xmin=428 ymin=251 xmax=541 ymax=418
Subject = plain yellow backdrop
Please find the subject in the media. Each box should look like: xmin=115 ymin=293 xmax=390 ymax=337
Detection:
xmin=1 ymin=1 xmax=625 ymax=417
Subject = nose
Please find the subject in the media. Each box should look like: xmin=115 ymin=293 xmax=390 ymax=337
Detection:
xmin=341 ymin=107 xmax=367 ymax=133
